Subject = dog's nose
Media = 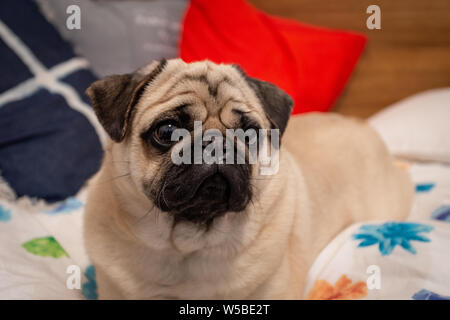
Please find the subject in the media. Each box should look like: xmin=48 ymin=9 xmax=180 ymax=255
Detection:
xmin=154 ymin=161 xmax=251 ymax=225
xmin=197 ymin=172 xmax=230 ymax=199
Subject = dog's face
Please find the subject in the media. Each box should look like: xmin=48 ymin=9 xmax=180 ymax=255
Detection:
xmin=86 ymin=59 xmax=292 ymax=227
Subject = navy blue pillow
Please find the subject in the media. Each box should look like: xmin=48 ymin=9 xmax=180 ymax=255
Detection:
xmin=0 ymin=0 xmax=103 ymax=202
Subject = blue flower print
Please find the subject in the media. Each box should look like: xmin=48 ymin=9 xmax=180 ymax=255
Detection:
xmin=431 ymin=205 xmax=450 ymax=223
xmin=415 ymin=183 xmax=435 ymax=193
xmin=0 ymin=204 xmax=11 ymax=222
xmin=412 ymin=289 xmax=450 ymax=300
xmin=82 ymin=265 xmax=98 ymax=300
xmin=352 ymin=222 xmax=434 ymax=256
xmin=45 ymin=197 xmax=83 ymax=215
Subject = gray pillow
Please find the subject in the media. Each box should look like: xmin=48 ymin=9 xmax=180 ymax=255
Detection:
xmin=35 ymin=0 xmax=188 ymax=77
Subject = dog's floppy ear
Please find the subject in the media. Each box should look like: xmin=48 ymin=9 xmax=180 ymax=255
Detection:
xmin=246 ymin=77 xmax=293 ymax=135
xmin=233 ymin=65 xmax=293 ymax=135
xmin=85 ymin=59 xmax=167 ymax=142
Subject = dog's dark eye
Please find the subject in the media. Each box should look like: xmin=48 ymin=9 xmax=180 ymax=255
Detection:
xmin=154 ymin=121 xmax=179 ymax=146
xmin=242 ymin=122 xmax=261 ymax=146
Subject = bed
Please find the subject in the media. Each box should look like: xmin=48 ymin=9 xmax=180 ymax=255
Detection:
xmin=1 ymin=87 xmax=449 ymax=299
xmin=1 ymin=0 xmax=449 ymax=300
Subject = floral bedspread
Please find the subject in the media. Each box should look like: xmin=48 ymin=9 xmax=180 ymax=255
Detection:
xmin=304 ymin=160 xmax=450 ymax=300
xmin=0 ymin=188 xmax=94 ymax=299
xmin=0 ymin=160 xmax=449 ymax=299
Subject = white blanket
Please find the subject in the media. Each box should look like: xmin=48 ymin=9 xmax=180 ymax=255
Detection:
xmin=2 ymin=85 xmax=450 ymax=299
xmin=0 ymin=188 xmax=93 ymax=299
xmin=1 ymin=160 xmax=449 ymax=300
xmin=304 ymin=161 xmax=450 ymax=300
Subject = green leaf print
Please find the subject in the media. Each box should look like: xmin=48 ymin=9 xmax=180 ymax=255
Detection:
xmin=22 ymin=236 xmax=69 ymax=258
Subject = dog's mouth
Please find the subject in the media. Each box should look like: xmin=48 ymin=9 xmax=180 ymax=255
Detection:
xmin=153 ymin=164 xmax=252 ymax=226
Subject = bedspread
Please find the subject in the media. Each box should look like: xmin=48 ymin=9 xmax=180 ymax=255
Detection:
xmin=0 ymin=160 xmax=449 ymax=299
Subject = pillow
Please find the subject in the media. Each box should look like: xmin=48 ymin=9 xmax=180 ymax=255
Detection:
xmin=36 ymin=0 xmax=188 ymax=77
xmin=0 ymin=0 xmax=103 ymax=202
xmin=368 ymin=88 xmax=450 ymax=164
xmin=179 ymin=0 xmax=367 ymax=115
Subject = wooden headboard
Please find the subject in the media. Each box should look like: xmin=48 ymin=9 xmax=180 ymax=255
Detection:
xmin=248 ymin=0 xmax=450 ymax=118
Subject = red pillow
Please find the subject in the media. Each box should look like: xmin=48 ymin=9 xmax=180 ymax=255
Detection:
xmin=179 ymin=0 xmax=367 ymax=115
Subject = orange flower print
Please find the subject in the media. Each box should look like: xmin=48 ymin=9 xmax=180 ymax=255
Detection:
xmin=307 ymin=275 xmax=367 ymax=300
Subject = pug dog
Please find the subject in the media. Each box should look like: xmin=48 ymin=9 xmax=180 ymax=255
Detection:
xmin=84 ymin=59 xmax=413 ymax=299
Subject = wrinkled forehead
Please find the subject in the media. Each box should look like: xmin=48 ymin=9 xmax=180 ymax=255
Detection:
xmin=133 ymin=59 xmax=263 ymax=126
